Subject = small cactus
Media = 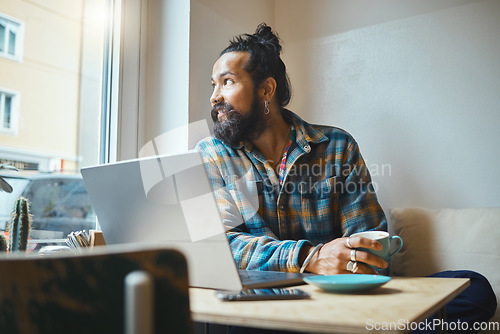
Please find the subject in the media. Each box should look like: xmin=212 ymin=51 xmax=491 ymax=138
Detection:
xmin=8 ymin=196 xmax=32 ymax=252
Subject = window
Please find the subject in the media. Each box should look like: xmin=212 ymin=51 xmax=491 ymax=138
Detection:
xmin=0 ymin=89 xmax=18 ymax=135
xmin=0 ymin=1 xmax=114 ymax=250
xmin=0 ymin=13 xmax=24 ymax=62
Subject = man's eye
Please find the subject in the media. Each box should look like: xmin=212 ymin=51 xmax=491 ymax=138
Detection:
xmin=224 ymin=78 xmax=234 ymax=85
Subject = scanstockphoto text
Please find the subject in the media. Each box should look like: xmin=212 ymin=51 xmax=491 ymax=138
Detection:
xmin=366 ymin=318 xmax=500 ymax=332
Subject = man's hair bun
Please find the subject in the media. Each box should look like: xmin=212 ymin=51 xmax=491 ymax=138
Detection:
xmin=220 ymin=23 xmax=291 ymax=108
xmin=253 ymin=23 xmax=283 ymax=55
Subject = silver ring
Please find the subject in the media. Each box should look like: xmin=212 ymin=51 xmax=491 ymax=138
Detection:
xmin=350 ymin=249 xmax=357 ymax=262
xmin=346 ymin=260 xmax=355 ymax=272
xmin=345 ymin=236 xmax=352 ymax=248
xmin=352 ymin=262 xmax=359 ymax=273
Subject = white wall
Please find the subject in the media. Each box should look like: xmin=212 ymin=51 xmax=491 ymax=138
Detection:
xmin=275 ymin=0 xmax=500 ymax=210
xmin=143 ymin=0 xmax=500 ymax=210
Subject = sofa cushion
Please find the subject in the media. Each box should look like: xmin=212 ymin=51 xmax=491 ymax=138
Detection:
xmin=389 ymin=207 xmax=500 ymax=323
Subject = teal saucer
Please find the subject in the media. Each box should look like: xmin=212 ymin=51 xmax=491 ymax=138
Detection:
xmin=304 ymin=274 xmax=391 ymax=293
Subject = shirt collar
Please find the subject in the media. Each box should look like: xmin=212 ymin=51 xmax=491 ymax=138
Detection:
xmin=282 ymin=109 xmax=329 ymax=149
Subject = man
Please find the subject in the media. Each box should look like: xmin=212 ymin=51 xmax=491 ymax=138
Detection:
xmin=197 ymin=23 xmax=387 ymax=276
xmin=196 ymin=24 xmax=495 ymax=333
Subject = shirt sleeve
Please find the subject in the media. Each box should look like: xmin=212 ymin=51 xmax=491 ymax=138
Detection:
xmin=195 ymin=141 xmax=311 ymax=272
xmin=335 ymin=140 xmax=389 ymax=275
xmin=338 ymin=140 xmax=388 ymax=235
xmin=227 ymin=230 xmax=311 ymax=272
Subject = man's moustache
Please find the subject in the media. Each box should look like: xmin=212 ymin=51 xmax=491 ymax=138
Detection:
xmin=211 ymin=103 xmax=232 ymax=114
xmin=211 ymin=103 xmax=235 ymax=121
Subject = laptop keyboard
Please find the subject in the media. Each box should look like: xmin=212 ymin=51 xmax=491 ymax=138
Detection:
xmin=239 ymin=269 xmax=289 ymax=281
xmin=238 ymin=269 xmax=310 ymax=284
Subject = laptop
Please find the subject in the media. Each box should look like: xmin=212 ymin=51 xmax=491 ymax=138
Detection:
xmin=81 ymin=150 xmax=309 ymax=290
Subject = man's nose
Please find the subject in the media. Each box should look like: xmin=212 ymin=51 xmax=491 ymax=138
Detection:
xmin=210 ymin=88 xmax=222 ymax=105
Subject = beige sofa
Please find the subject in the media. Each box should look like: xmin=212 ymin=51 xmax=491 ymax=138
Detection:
xmin=389 ymin=207 xmax=500 ymax=326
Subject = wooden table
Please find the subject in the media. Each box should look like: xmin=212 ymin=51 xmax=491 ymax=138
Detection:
xmin=190 ymin=277 xmax=470 ymax=333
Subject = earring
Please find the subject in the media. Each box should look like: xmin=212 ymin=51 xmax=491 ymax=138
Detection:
xmin=264 ymin=100 xmax=270 ymax=115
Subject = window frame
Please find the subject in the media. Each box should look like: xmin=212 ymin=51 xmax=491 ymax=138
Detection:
xmin=0 ymin=87 xmax=20 ymax=136
xmin=102 ymin=0 xmax=148 ymax=163
xmin=0 ymin=13 xmax=24 ymax=62
xmin=108 ymin=0 xmax=191 ymax=162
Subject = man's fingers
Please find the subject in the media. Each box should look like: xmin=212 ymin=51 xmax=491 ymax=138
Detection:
xmin=344 ymin=237 xmax=388 ymax=270
xmin=349 ymin=262 xmax=378 ymax=275
xmin=346 ymin=236 xmax=383 ymax=250
xmin=351 ymin=249 xmax=388 ymax=269
xmin=312 ymin=238 xmax=387 ymax=275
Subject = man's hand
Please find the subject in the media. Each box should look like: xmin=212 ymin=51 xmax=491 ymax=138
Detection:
xmin=302 ymin=236 xmax=388 ymax=275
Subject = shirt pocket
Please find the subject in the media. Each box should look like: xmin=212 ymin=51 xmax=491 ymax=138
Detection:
xmin=297 ymin=176 xmax=338 ymax=236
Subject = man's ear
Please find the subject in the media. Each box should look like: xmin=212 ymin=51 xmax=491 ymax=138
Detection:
xmin=260 ymin=77 xmax=277 ymax=101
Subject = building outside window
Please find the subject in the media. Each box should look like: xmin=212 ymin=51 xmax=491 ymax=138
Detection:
xmin=0 ymin=0 xmax=115 ymax=249
xmin=0 ymin=13 xmax=24 ymax=62
xmin=0 ymin=88 xmax=18 ymax=135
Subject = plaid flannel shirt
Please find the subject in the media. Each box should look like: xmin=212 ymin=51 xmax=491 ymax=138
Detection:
xmin=195 ymin=110 xmax=387 ymax=272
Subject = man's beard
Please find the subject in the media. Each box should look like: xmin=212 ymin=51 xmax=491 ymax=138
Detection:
xmin=211 ymin=91 xmax=266 ymax=146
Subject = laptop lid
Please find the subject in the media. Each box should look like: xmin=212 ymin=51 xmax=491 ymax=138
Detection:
xmin=81 ymin=150 xmax=306 ymax=290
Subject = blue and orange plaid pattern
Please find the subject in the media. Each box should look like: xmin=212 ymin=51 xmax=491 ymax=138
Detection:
xmin=196 ymin=110 xmax=387 ymax=272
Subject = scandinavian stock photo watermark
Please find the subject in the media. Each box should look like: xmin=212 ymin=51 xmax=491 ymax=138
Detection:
xmin=366 ymin=318 xmax=500 ymax=332
xmin=136 ymin=119 xmax=392 ymax=242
